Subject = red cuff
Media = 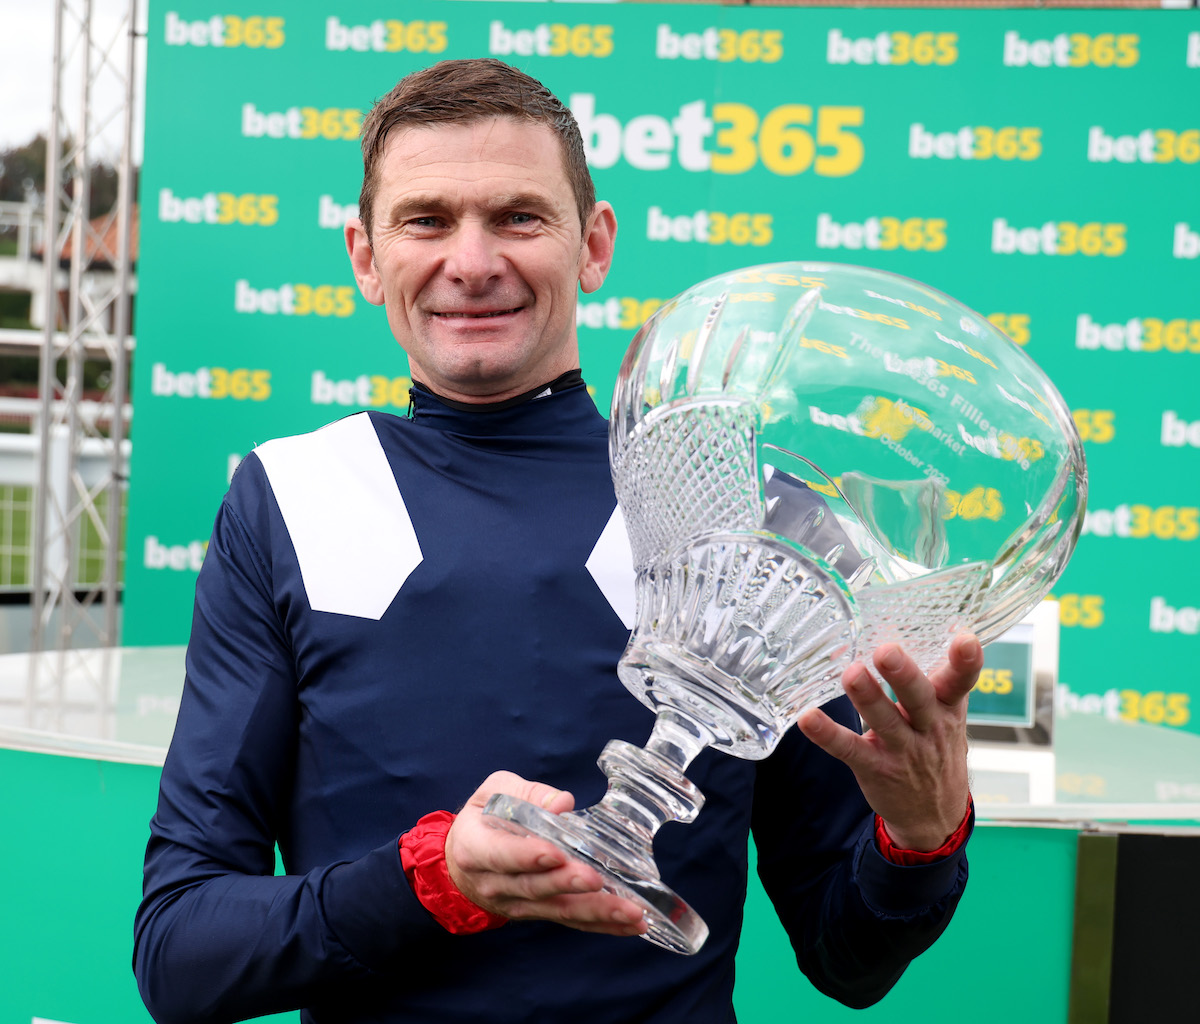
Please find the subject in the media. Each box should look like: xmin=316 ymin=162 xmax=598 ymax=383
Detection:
xmin=399 ymin=810 xmax=507 ymax=935
xmin=875 ymin=796 xmax=974 ymax=866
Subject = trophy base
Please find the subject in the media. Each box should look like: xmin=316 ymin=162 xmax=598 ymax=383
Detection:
xmin=484 ymin=793 xmax=709 ymax=955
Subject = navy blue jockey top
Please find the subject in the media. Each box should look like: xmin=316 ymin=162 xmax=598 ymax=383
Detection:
xmin=134 ymin=383 xmax=968 ymax=1024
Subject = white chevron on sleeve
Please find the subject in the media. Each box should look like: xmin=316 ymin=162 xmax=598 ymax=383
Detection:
xmin=586 ymin=503 xmax=636 ymax=629
xmin=254 ymin=413 xmax=423 ymax=620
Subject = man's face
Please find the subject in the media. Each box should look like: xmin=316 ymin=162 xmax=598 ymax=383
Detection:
xmin=346 ymin=117 xmax=615 ymax=403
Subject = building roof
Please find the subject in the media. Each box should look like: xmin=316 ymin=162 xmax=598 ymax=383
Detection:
xmin=39 ymin=204 xmax=139 ymax=267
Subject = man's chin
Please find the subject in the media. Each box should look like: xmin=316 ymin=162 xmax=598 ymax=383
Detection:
xmin=422 ymin=357 xmax=535 ymax=404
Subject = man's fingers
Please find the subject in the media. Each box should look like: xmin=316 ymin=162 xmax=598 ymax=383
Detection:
xmin=797 ymin=705 xmax=866 ymax=769
xmin=454 ymin=817 xmax=574 ymax=879
xmin=463 ymin=848 xmax=649 ymax=936
xmin=544 ymin=894 xmax=649 ymax=936
xmin=505 ymin=890 xmax=648 ymax=931
xmin=870 ymin=644 xmax=941 ymax=732
xmin=467 ymin=853 xmax=600 ymax=903
xmin=463 ymin=770 xmax=574 ymax=815
xmin=842 ymin=655 xmax=924 ymax=741
xmin=928 ymin=633 xmax=984 ymax=704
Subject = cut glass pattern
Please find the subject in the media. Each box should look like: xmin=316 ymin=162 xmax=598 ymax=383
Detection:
xmin=487 ymin=262 xmax=1086 ymax=956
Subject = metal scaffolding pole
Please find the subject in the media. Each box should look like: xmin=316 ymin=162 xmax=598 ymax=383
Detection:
xmin=32 ymin=0 xmax=139 ymax=659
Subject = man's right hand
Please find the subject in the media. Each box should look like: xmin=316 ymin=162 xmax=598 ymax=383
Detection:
xmin=444 ymin=771 xmax=649 ymax=937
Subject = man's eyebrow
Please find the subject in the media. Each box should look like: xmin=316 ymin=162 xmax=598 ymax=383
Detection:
xmin=489 ymin=191 xmax=558 ymax=215
xmin=384 ymin=195 xmax=450 ymax=223
xmin=383 ymin=191 xmax=560 ymax=224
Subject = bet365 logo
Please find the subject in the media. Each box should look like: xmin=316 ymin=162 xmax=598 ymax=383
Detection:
xmin=241 ymin=105 xmax=362 ymax=140
xmin=489 ymin=20 xmax=612 ymax=58
xmin=1088 ymin=127 xmax=1200 ymax=164
xmin=572 ymin=94 xmax=863 ymax=177
xmin=655 ymin=24 xmax=783 ymax=63
xmin=816 ymin=213 xmax=946 ymax=252
xmin=235 ymin=280 xmax=355 ymax=317
xmin=325 ymin=16 xmax=448 ymax=53
xmin=158 ymin=188 xmax=278 ymax=225
xmin=909 ymin=124 xmax=1041 ymax=161
xmin=826 ymin=29 xmax=957 ymax=65
xmin=1002 ymin=31 xmax=1138 ymax=68
xmin=164 ymin=12 xmax=284 ymax=47
xmin=991 ymin=219 xmax=1126 ymax=257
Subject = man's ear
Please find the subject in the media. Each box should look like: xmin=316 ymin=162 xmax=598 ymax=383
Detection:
xmin=345 ymin=217 xmax=385 ymax=306
xmin=578 ymin=201 xmax=617 ymax=295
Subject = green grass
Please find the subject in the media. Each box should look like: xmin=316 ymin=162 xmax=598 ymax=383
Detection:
xmin=0 ymin=484 xmax=125 ymax=589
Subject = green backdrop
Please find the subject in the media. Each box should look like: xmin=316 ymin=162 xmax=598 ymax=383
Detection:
xmin=128 ymin=4 xmax=1200 ymax=784
xmin=1 ymin=746 xmax=1076 ymax=1024
xmin=15 ymin=7 xmax=1198 ymax=1022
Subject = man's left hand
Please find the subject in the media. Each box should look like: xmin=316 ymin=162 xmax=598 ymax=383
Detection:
xmin=797 ymin=633 xmax=982 ymax=852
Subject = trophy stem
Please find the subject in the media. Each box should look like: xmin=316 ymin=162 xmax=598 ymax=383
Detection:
xmin=644 ymin=706 xmax=713 ymax=775
xmin=482 ymin=706 xmax=713 ymax=954
xmin=577 ymin=707 xmax=711 ymax=854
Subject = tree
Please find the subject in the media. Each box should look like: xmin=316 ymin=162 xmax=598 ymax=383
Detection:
xmin=0 ymin=135 xmax=48 ymax=204
xmin=0 ymin=134 xmax=124 ymax=217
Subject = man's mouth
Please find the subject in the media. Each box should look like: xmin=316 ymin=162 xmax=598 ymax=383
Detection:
xmin=431 ymin=307 xmax=522 ymax=319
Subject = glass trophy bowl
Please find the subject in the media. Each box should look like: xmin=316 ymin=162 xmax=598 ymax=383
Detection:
xmin=485 ymin=262 xmax=1087 ymax=955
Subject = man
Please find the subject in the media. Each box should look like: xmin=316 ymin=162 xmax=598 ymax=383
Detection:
xmin=134 ymin=59 xmax=978 ymax=1024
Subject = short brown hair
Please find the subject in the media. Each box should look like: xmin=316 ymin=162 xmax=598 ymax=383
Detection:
xmin=357 ymin=59 xmax=596 ymax=242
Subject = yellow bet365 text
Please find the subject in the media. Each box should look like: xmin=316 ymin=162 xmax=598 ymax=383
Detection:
xmin=572 ymin=95 xmax=863 ymax=177
xmin=910 ymin=124 xmax=1041 ymax=160
xmin=1052 ymin=593 xmax=1105 ymax=628
xmin=1119 ymin=690 xmax=1190 ymax=727
xmin=646 ymin=207 xmax=772 ymax=245
xmin=158 ymin=189 xmax=278 ymax=226
xmin=712 ymin=104 xmax=864 ymax=175
xmin=987 ymin=313 xmax=1031 ymax=345
xmin=235 ymin=281 xmax=356 ymax=317
xmin=799 ymin=336 xmax=849 ymax=359
xmin=827 ymin=29 xmax=957 ymax=65
xmin=974 ymin=669 xmax=1014 ymax=695
xmin=942 ymin=486 xmax=1003 ymax=521
xmin=991 ymin=220 xmax=1126 ymax=256
xmin=325 ymin=17 xmax=447 ymax=53
xmin=1072 ymin=409 xmax=1115 ymax=443
xmin=817 ymin=214 xmax=946 ymax=252
xmin=1075 ymin=316 xmax=1200 ymax=353
xmin=241 ymin=105 xmax=362 ymax=140
xmin=312 ymin=371 xmax=413 ymax=408
xmin=165 ymin=13 xmax=284 ymax=48
xmin=576 ymin=297 xmax=664 ymax=331
xmin=655 ymin=25 xmax=783 ymax=63
xmin=489 ymin=21 xmax=611 ymax=58
xmin=1058 ymin=773 xmax=1106 ymax=797
xmin=734 ymin=269 xmax=826 ymax=288
xmin=1088 ymin=127 xmax=1200 ymax=164
xmin=1083 ymin=504 xmax=1200 ymax=540
xmin=151 ymin=364 xmax=271 ymax=401
xmin=1003 ymin=32 xmax=1139 ymax=68
xmin=1142 ymin=318 xmax=1200 ymax=353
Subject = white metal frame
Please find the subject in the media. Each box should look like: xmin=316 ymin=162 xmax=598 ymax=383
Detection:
xmin=32 ymin=0 xmax=140 ymax=654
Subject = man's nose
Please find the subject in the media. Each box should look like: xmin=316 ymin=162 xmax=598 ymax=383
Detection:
xmin=442 ymin=222 xmax=505 ymax=288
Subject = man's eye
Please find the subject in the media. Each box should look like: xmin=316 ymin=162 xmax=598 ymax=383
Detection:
xmin=509 ymin=213 xmax=536 ymax=225
xmin=411 ymin=217 xmax=438 ymax=228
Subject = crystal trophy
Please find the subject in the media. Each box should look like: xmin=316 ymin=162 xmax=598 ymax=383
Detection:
xmin=485 ymin=262 xmax=1087 ymax=954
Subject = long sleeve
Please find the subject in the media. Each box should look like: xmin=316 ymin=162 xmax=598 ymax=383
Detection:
xmin=135 ymin=390 xmax=970 ymax=1024
xmin=132 ymin=464 xmax=443 ymax=1024
xmin=751 ymin=695 xmax=969 ymax=1008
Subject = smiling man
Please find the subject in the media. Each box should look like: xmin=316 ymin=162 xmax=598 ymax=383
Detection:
xmin=346 ymin=115 xmax=615 ymax=405
xmin=134 ymin=60 xmax=978 ymax=1024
